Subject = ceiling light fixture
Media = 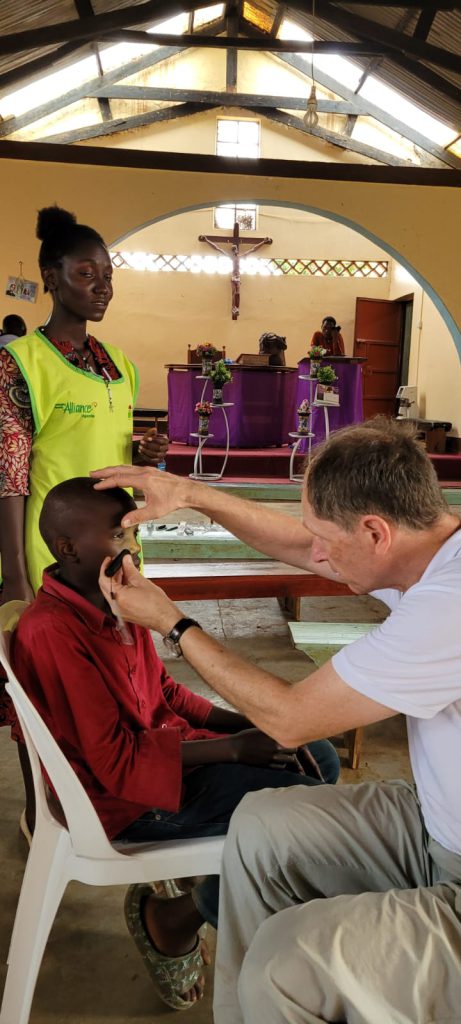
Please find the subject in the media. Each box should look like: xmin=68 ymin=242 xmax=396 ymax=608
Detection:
xmin=303 ymin=0 xmax=319 ymax=130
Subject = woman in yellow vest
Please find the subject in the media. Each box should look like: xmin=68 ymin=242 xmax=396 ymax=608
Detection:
xmin=0 ymin=205 xmax=167 ymax=832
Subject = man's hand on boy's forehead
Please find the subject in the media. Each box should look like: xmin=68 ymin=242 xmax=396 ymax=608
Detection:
xmin=91 ymin=464 xmax=190 ymax=527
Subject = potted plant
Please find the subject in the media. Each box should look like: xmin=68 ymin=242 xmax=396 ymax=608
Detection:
xmin=297 ymin=398 xmax=311 ymax=435
xmin=209 ymin=359 xmax=233 ymax=404
xmin=196 ymin=342 xmax=219 ymax=376
xmin=195 ymin=400 xmax=213 ymax=435
xmin=316 ymin=365 xmax=339 ymax=405
xmin=307 ymin=344 xmax=327 ymax=378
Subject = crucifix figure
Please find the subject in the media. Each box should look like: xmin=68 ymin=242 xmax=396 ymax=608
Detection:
xmin=198 ymin=221 xmax=272 ymax=320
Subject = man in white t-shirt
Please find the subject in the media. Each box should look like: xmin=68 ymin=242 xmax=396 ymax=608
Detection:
xmin=92 ymin=418 xmax=461 ymax=1023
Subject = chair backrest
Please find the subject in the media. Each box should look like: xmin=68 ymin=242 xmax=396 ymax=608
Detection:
xmin=0 ymin=632 xmax=115 ymax=860
xmin=187 ymin=344 xmax=226 ymax=363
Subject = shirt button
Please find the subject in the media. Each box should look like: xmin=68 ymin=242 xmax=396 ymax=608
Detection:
xmin=161 ymin=723 xmax=167 ymax=729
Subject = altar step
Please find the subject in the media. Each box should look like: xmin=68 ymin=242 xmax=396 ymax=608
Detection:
xmin=165 ymin=443 xmax=301 ymax=480
xmin=164 ymin=443 xmax=461 ymax=487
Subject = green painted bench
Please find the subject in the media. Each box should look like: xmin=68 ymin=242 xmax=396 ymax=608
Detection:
xmin=287 ymin=621 xmax=377 ymax=768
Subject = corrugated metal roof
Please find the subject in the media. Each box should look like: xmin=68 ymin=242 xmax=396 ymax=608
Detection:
xmin=0 ymin=1 xmax=459 ymax=136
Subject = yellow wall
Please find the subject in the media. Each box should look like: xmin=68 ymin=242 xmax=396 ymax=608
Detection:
xmin=0 ymin=150 xmax=459 ymax=432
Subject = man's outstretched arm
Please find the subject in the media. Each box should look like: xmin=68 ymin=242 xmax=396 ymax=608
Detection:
xmin=92 ymin=465 xmax=329 ymax=574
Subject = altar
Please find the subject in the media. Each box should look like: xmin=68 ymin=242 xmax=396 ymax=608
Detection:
xmin=167 ymin=364 xmax=298 ymax=448
xmin=166 ymin=358 xmax=365 ymax=449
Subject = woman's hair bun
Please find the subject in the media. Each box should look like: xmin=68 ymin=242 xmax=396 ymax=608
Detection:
xmin=36 ymin=206 xmax=77 ymax=241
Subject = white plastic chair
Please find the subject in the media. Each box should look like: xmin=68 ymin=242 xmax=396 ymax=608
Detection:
xmin=0 ymin=632 xmax=224 ymax=1024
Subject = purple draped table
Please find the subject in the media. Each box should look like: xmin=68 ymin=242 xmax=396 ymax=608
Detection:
xmin=166 ymin=364 xmax=298 ymax=447
xmin=296 ymin=357 xmax=366 ymax=452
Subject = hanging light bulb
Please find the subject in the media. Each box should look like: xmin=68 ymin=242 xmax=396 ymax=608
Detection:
xmin=303 ymin=84 xmax=319 ymax=129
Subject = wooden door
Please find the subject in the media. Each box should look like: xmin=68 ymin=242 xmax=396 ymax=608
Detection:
xmin=354 ymin=298 xmax=403 ymax=418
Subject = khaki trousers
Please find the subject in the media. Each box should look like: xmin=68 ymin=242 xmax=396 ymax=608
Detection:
xmin=213 ymin=781 xmax=461 ymax=1024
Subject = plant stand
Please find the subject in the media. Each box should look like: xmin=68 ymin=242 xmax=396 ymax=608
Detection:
xmin=189 ymin=402 xmax=234 ymax=480
xmin=295 ymin=376 xmax=341 ymax=466
xmin=288 ymin=431 xmax=315 ymax=482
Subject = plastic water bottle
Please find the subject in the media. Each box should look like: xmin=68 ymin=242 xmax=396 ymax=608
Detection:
xmin=157 ymin=458 xmax=166 ymax=471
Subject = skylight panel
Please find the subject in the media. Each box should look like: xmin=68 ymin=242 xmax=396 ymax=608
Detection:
xmin=149 ymin=14 xmax=190 ymax=35
xmin=0 ymin=55 xmax=98 ymax=119
xmin=359 ymin=76 xmax=458 ymax=147
xmin=448 ymin=137 xmax=461 ymax=158
xmin=193 ymin=4 xmax=224 ymax=29
xmin=278 ymin=19 xmax=362 ymax=91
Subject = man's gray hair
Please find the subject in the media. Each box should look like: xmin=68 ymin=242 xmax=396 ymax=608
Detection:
xmin=305 ymin=417 xmax=448 ymax=530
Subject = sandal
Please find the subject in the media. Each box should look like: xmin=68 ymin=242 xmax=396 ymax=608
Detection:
xmin=124 ymin=883 xmax=204 ymax=1011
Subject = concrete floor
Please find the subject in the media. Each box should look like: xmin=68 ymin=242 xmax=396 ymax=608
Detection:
xmin=0 ymin=588 xmax=413 ymax=1023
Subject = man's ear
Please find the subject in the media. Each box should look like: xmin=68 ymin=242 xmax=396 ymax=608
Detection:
xmin=54 ymin=536 xmax=79 ymax=563
xmin=361 ymin=515 xmax=392 ymax=553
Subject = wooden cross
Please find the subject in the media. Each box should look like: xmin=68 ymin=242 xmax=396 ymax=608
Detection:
xmin=198 ymin=221 xmax=272 ymax=320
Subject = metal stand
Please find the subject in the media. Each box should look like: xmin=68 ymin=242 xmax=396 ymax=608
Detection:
xmin=189 ymin=403 xmax=234 ymax=480
xmin=288 ymin=431 xmax=315 ymax=481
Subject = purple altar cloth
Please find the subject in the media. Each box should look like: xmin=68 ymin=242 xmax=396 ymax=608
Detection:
xmin=295 ymin=359 xmax=364 ymax=451
xmin=168 ymin=366 xmax=298 ymax=448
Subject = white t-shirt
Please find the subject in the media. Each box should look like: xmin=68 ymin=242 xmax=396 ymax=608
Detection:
xmin=333 ymin=528 xmax=461 ymax=856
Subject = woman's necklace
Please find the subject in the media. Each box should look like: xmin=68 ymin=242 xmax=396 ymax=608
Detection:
xmin=41 ymin=329 xmax=114 ymax=413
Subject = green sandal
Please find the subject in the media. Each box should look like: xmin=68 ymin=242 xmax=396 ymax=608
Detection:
xmin=124 ymin=883 xmax=204 ymax=1011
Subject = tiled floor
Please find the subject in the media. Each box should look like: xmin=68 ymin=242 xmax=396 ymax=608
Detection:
xmin=0 ymin=589 xmax=412 ymax=1023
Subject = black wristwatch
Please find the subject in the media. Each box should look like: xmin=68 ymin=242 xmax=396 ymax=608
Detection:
xmin=162 ymin=617 xmax=202 ymax=658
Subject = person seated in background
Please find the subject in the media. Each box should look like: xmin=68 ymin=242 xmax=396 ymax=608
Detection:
xmin=11 ymin=476 xmax=340 ymax=1011
xmin=0 ymin=314 xmax=27 ymax=346
xmin=310 ymin=315 xmax=345 ymax=356
xmin=258 ymin=331 xmax=287 ymax=366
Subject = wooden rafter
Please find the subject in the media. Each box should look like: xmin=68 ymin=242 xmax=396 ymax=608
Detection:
xmin=275 ymin=50 xmax=461 ymax=168
xmin=309 ymin=1 xmax=460 ymax=74
xmin=248 ymin=105 xmax=415 ymax=166
xmin=33 ymin=102 xmax=216 ymax=146
xmin=73 ymin=0 xmax=112 ymax=123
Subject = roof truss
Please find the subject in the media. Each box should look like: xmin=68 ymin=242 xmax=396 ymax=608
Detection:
xmin=0 ymin=1 xmax=459 ymax=170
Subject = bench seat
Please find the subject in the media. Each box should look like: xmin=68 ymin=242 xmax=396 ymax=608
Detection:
xmin=144 ymin=560 xmax=351 ymax=618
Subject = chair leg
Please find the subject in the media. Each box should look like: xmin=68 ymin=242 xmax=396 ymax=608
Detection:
xmin=1 ymin=827 xmax=69 ymax=1024
xmin=278 ymin=594 xmax=301 ymax=620
xmin=346 ymin=727 xmax=363 ymax=770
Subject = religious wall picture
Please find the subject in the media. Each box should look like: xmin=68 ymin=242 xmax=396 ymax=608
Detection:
xmin=5 ymin=275 xmax=38 ymax=303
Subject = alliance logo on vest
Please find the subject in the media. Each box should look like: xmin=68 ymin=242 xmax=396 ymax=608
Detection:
xmin=54 ymin=401 xmax=98 ymax=419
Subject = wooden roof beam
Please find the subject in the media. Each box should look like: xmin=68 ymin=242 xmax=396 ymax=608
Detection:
xmin=33 ymin=102 xmax=215 ymax=145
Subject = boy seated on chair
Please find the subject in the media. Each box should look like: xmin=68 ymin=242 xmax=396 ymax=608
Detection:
xmin=11 ymin=477 xmax=340 ymax=1010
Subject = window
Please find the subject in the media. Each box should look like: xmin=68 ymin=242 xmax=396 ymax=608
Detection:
xmin=213 ymin=204 xmax=258 ymax=231
xmin=111 ymin=251 xmax=388 ymax=279
xmin=216 ymin=118 xmax=260 ymax=158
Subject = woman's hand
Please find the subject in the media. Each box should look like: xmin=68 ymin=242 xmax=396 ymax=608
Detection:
xmin=136 ymin=428 xmax=169 ymax=467
xmin=91 ymin=465 xmax=193 ymax=527
xmin=99 ymin=554 xmax=180 ymax=634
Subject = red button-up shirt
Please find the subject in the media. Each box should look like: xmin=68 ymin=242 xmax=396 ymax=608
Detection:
xmin=11 ymin=571 xmax=217 ymax=837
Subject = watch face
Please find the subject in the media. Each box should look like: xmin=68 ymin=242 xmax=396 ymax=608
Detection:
xmin=163 ymin=635 xmax=182 ymax=657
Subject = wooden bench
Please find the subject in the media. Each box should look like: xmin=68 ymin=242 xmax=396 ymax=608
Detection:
xmin=287 ymin=621 xmax=377 ymax=768
xmin=144 ymin=560 xmax=351 ymax=619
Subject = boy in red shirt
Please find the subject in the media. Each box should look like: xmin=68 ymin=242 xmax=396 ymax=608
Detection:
xmin=12 ymin=477 xmax=339 ymax=1008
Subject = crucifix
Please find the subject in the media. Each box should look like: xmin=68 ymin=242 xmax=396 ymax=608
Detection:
xmin=198 ymin=221 xmax=272 ymax=320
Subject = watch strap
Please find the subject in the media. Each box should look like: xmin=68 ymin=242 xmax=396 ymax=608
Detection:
xmin=164 ymin=617 xmax=202 ymax=647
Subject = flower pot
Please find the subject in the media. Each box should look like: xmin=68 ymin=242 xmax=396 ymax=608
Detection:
xmin=297 ymin=414 xmax=311 ymax=435
xmin=310 ymin=360 xmax=320 ymax=378
xmin=212 ymin=387 xmax=223 ymax=404
xmin=198 ymin=416 xmax=210 ymax=435
xmin=202 ymin=357 xmax=213 ymax=376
